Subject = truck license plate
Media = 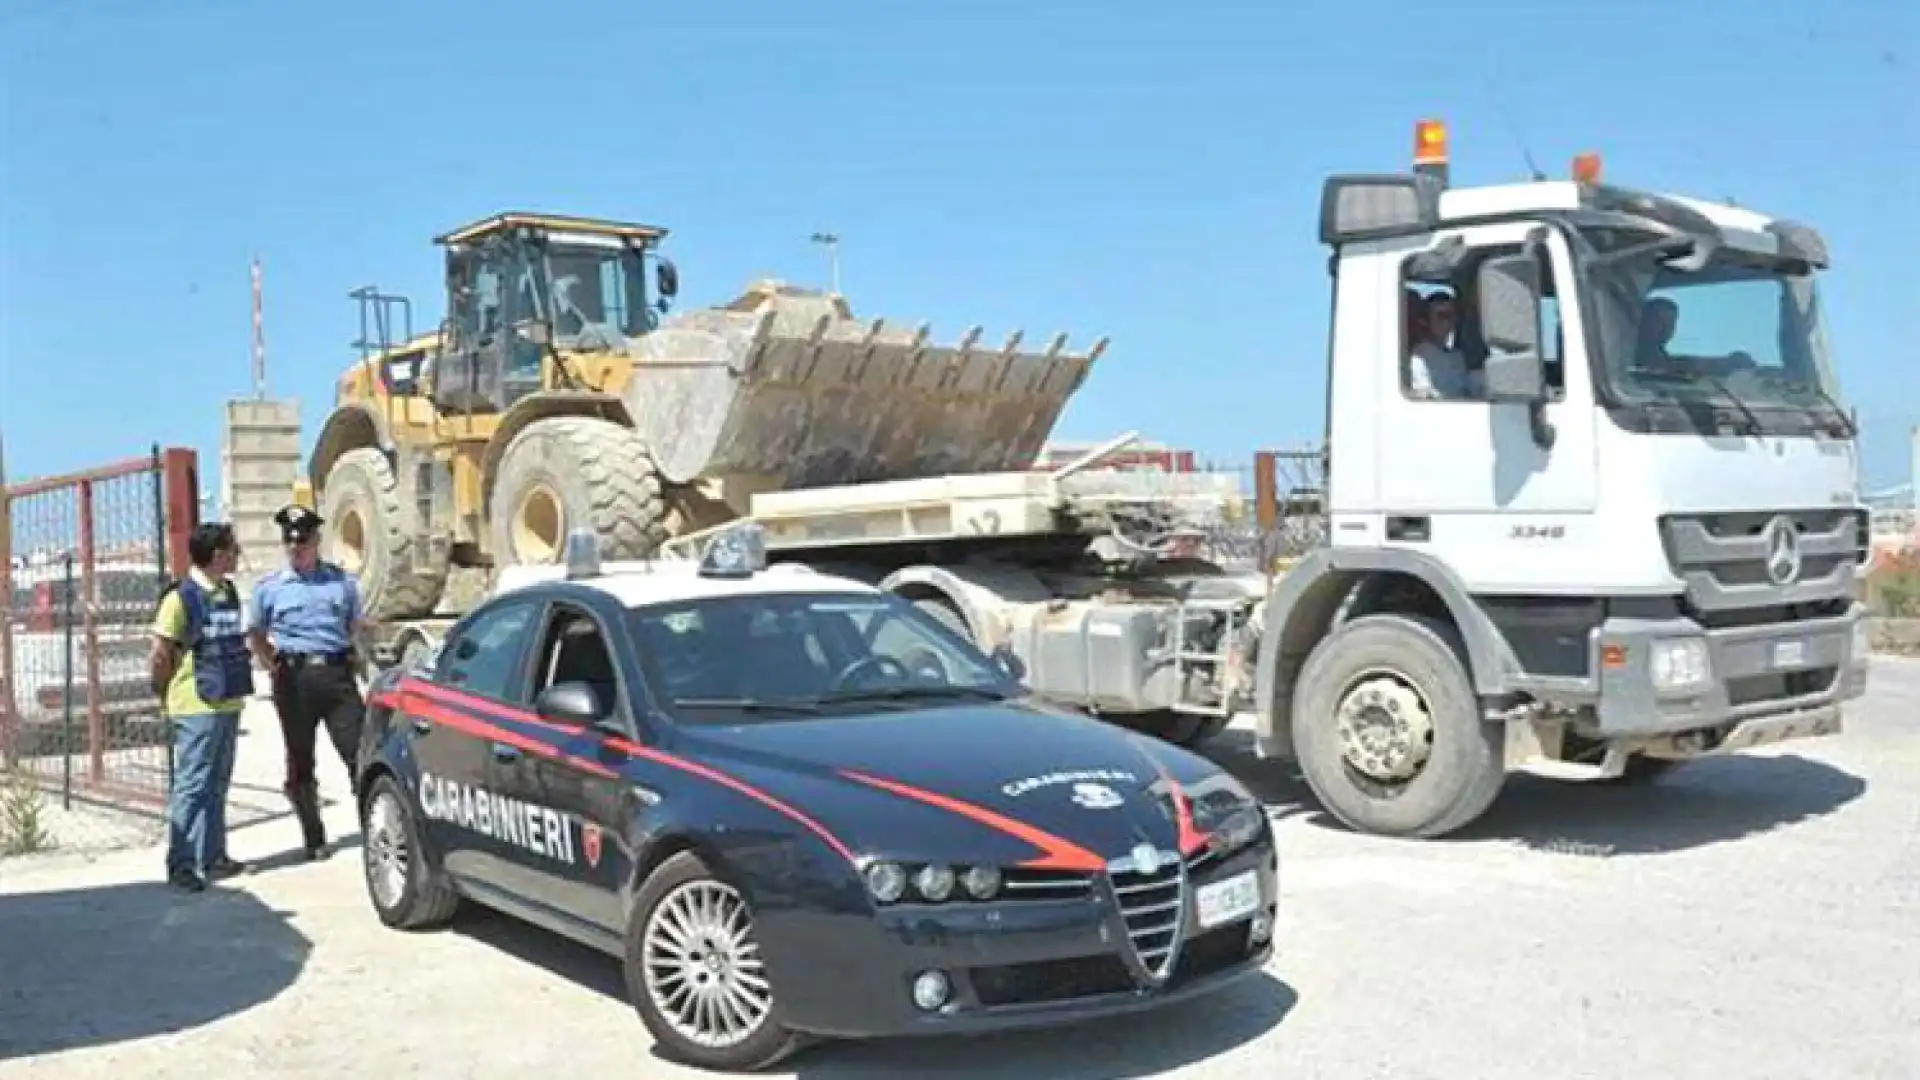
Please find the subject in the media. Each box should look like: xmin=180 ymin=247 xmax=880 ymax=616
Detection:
xmin=1771 ymin=640 xmax=1807 ymax=669
xmin=1195 ymin=870 xmax=1261 ymax=930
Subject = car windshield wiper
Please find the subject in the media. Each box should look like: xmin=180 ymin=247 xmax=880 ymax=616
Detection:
xmin=671 ymin=696 xmax=822 ymax=715
xmin=810 ymin=685 xmax=1009 ymax=706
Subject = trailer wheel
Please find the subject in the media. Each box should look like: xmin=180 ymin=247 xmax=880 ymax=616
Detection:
xmin=489 ymin=416 xmax=670 ymax=566
xmin=1290 ymin=613 xmax=1504 ymax=838
xmin=320 ymin=447 xmax=448 ymax=621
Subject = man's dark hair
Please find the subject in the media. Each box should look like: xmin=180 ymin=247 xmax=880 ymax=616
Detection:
xmin=188 ymin=522 xmax=237 ymax=569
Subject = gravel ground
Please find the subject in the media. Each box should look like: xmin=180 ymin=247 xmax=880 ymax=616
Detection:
xmin=2 ymin=659 xmax=1916 ymax=1080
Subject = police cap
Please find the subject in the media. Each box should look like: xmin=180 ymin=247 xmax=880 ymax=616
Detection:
xmin=274 ymin=504 xmax=325 ymax=543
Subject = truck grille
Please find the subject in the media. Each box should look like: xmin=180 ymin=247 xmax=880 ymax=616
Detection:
xmin=1109 ymin=855 xmax=1186 ymax=981
xmin=1657 ymin=508 xmax=1863 ymax=616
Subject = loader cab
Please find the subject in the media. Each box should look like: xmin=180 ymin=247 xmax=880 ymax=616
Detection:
xmin=432 ymin=211 xmax=678 ymax=417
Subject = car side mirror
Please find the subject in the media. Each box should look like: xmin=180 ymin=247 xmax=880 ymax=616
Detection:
xmin=535 ymin=681 xmax=604 ymax=727
xmin=1477 ymin=251 xmax=1548 ymax=404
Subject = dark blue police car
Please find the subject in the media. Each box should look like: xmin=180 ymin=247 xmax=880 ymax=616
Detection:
xmin=354 ymin=524 xmax=1278 ymax=1072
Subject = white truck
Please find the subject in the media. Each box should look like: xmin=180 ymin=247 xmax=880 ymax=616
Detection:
xmin=351 ymin=120 xmax=1870 ymax=838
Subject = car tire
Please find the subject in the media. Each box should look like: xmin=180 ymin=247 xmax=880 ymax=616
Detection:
xmin=1291 ymin=613 xmax=1505 ymax=838
xmin=360 ymin=774 xmax=460 ymax=930
xmin=623 ymin=851 xmax=806 ymax=1073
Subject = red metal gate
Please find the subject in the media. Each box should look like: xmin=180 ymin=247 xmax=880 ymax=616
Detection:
xmin=1 ymin=447 xmax=200 ymax=812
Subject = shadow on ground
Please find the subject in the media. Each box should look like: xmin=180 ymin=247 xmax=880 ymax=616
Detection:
xmin=0 ymin=881 xmax=312 ymax=1061
xmin=455 ymin=904 xmax=1294 ymax=1077
xmin=1201 ymin=729 xmax=1867 ymax=856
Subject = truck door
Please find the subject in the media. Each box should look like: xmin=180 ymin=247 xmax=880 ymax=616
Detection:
xmin=1366 ymin=220 xmax=1601 ymax=584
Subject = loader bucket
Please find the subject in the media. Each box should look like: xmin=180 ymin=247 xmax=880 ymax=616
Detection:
xmin=621 ymin=281 xmax=1107 ymax=487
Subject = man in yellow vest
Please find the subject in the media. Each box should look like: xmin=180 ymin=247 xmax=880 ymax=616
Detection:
xmin=149 ymin=522 xmax=253 ymax=892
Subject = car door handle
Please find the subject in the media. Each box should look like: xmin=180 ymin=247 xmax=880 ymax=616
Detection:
xmin=491 ymin=742 xmax=522 ymax=763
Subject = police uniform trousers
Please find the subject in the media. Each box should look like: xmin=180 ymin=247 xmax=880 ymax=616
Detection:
xmin=270 ymin=652 xmax=365 ymax=851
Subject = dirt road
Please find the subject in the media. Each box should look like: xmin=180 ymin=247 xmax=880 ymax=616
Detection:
xmin=4 ymin=660 xmax=1917 ymax=1079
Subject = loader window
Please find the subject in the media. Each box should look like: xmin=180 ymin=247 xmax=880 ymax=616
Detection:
xmin=545 ymin=245 xmax=648 ymax=343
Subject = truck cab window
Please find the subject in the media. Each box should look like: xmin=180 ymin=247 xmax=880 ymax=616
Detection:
xmin=1399 ymin=244 xmax=1565 ymax=403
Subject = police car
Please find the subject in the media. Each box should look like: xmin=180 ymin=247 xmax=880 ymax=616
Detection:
xmin=353 ymin=523 xmax=1278 ymax=1072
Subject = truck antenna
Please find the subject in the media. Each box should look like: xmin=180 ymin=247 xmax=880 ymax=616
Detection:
xmin=1484 ymin=83 xmax=1547 ymax=182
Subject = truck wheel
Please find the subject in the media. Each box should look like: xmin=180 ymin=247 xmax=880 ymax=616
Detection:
xmin=489 ymin=416 xmax=669 ymax=566
xmin=320 ymin=447 xmax=448 ymax=620
xmin=1290 ymin=613 xmax=1504 ymax=838
xmin=623 ymin=851 xmax=807 ymax=1072
xmin=910 ymin=595 xmax=973 ymax=641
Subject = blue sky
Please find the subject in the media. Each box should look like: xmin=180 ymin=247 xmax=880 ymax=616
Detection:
xmin=3 ymin=0 xmax=1915 ymax=501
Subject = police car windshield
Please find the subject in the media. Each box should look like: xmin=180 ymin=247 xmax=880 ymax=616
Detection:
xmin=626 ymin=591 xmax=1013 ymax=720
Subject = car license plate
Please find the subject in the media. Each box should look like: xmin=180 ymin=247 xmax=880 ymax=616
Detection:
xmin=1771 ymin=639 xmax=1807 ymax=669
xmin=1194 ymin=870 xmax=1261 ymax=930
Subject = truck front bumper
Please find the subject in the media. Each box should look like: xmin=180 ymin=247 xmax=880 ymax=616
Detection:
xmin=1590 ymin=602 xmax=1869 ymax=741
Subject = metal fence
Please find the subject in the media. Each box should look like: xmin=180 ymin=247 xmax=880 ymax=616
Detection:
xmin=1 ymin=447 xmax=201 ymax=814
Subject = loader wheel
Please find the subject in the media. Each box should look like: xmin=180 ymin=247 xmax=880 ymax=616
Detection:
xmin=319 ymin=448 xmax=448 ymax=621
xmin=1290 ymin=613 xmax=1505 ymax=839
xmin=489 ymin=416 xmax=670 ymax=566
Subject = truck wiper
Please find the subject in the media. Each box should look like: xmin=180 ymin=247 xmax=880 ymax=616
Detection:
xmin=1631 ymin=366 xmax=1763 ymax=435
xmin=1746 ymin=372 xmax=1856 ymax=437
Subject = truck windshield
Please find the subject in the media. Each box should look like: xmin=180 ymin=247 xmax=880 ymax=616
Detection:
xmin=1582 ymin=228 xmax=1849 ymax=431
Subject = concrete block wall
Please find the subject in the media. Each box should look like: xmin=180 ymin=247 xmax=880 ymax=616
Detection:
xmin=221 ymin=398 xmax=302 ymax=593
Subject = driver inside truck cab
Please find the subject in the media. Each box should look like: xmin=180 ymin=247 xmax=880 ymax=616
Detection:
xmin=1406 ymin=287 xmax=1479 ymax=400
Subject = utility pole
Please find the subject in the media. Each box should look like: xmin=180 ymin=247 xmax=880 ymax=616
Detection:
xmin=250 ymin=256 xmax=267 ymax=400
xmin=810 ymin=231 xmax=840 ymax=295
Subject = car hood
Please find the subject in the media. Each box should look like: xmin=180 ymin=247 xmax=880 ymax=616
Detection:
xmin=668 ymin=698 xmax=1227 ymax=871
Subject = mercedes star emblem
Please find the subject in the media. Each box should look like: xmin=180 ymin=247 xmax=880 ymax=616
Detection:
xmin=1763 ymin=515 xmax=1802 ymax=586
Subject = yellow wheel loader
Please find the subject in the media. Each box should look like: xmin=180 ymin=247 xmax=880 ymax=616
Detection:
xmin=303 ymin=211 xmax=1104 ymax=622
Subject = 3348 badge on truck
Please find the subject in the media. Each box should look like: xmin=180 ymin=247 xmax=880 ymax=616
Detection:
xmin=353 ymin=523 xmax=1280 ymax=1072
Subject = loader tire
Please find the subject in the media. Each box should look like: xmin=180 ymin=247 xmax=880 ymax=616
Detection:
xmin=320 ymin=447 xmax=448 ymax=621
xmin=489 ymin=416 xmax=670 ymax=566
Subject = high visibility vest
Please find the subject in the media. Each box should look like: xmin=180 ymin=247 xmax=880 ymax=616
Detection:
xmin=176 ymin=576 xmax=253 ymax=703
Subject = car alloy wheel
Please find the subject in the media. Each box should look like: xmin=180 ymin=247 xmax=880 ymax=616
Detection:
xmin=364 ymin=788 xmax=412 ymax=911
xmin=640 ymin=878 xmax=774 ymax=1049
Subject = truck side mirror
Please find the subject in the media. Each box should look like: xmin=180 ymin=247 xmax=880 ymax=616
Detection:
xmin=655 ymin=257 xmax=680 ymax=299
xmin=1477 ymin=252 xmax=1547 ymax=404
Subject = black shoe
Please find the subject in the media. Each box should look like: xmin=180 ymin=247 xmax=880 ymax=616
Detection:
xmin=303 ymin=843 xmax=331 ymax=862
xmin=207 ymin=858 xmax=250 ymax=880
xmin=167 ymin=868 xmax=206 ymax=892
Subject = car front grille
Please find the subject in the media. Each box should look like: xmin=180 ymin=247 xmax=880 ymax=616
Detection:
xmin=1109 ymin=856 xmax=1186 ymax=980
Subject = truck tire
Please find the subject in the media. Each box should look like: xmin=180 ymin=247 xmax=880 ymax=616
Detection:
xmin=489 ymin=416 xmax=669 ymax=566
xmin=1290 ymin=613 xmax=1505 ymax=838
xmin=320 ymin=447 xmax=448 ymax=621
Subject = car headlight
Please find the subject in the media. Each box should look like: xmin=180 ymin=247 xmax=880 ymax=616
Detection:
xmin=1191 ymin=799 xmax=1266 ymax=856
xmin=864 ymin=860 xmax=1004 ymax=904
xmin=1648 ymin=637 xmax=1711 ymax=692
xmin=961 ymin=864 xmax=1002 ymax=898
xmin=864 ymin=861 xmax=908 ymax=903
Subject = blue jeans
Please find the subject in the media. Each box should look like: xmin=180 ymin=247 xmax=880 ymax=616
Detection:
xmin=166 ymin=711 xmax=241 ymax=878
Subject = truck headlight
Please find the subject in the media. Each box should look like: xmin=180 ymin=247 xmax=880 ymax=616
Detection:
xmin=1649 ymin=638 xmax=1712 ymax=692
